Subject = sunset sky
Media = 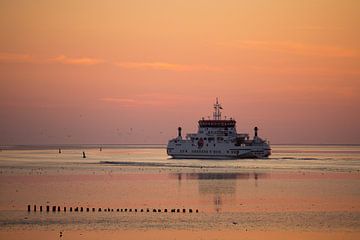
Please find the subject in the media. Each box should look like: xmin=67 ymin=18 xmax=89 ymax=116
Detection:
xmin=1 ymin=0 xmax=359 ymax=144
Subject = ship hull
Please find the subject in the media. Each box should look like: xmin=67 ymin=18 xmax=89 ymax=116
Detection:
xmin=169 ymin=154 xmax=263 ymax=159
xmin=167 ymin=143 xmax=271 ymax=159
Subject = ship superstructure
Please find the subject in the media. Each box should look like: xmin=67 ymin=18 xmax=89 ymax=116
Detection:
xmin=167 ymin=99 xmax=271 ymax=159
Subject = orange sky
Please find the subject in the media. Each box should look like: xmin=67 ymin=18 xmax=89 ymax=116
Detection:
xmin=0 ymin=0 xmax=359 ymax=144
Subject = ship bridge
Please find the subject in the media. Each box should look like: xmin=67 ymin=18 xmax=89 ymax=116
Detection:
xmin=198 ymin=98 xmax=236 ymax=128
xmin=198 ymin=120 xmax=236 ymax=128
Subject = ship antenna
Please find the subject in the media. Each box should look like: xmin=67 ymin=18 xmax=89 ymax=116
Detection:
xmin=213 ymin=98 xmax=222 ymax=120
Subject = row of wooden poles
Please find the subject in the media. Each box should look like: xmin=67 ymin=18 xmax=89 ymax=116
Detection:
xmin=27 ymin=205 xmax=198 ymax=213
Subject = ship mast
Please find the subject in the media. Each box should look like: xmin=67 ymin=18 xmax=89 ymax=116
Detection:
xmin=213 ymin=98 xmax=222 ymax=120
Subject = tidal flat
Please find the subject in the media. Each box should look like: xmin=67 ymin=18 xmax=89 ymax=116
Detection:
xmin=0 ymin=145 xmax=359 ymax=239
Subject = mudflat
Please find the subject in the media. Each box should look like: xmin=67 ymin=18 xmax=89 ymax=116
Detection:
xmin=0 ymin=146 xmax=359 ymax=239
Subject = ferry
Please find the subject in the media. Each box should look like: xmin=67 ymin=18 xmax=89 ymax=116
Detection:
xmin=167 ymin=99 xmax=271 ymax=159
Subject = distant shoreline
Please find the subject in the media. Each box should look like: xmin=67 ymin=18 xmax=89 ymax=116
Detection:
xmin=1 ymin=143 xmax=360 ymax=150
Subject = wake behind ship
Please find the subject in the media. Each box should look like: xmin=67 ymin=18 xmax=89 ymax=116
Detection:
xmin=167 ymin=99 xmax=271 ymax=159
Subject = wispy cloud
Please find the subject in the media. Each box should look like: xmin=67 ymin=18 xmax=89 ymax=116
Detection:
xmin=101 ymin=96 xmax=179 ymax=107
xmin=219 ymin=41 xmax=358 ymax=58
xmin=0 ymin=52 xmax=33 ymax=63
xmin=101 ymin=98 xmax=139 ymax=104
xmin=293 ymin=26 xmax=343 ymax=31
xmin=115 ymin=61 xmax=222 ymax=72
xmin=100 ymin=94 xmax=207 ymax=107
xmin=49 ymin=55 xmax=104 ymax=65
xmin=242 ymin=64 xmax=360 ymax=77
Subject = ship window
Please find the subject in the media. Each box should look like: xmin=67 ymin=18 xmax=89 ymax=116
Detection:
xmin=196 ymin=137 xmax=198 ymax=140
xmin=204 ymin=138 xmax=207 ymax=140
xmin=214 ymin=144 xmax=216 ymax=147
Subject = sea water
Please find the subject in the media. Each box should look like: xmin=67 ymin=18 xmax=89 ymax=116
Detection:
xmin=0 ymin=145 xmax=359 ymax=234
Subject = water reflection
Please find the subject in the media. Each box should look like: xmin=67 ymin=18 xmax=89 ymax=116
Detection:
xmin=170 ymin=172 xmax=268 ymax=212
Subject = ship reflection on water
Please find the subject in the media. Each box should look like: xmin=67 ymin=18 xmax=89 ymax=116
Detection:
xmin=170 ymin=172 xmax=269 ymax=212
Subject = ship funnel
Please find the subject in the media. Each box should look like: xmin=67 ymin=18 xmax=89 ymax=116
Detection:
xmin=178 ymin=127 xmax=182 ymax=138
xmin=254 ymin=126 xmax=258 ymax=137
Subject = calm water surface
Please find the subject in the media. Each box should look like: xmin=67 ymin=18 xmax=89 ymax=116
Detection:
xmin=0 ymin=145 xmax=359 ymax=234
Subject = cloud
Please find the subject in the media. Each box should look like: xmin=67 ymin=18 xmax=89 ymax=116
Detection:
xmin=100 ymin=94 xmax=208 ymax=107
xmin=50 ymin=55 xmax=104 ymax=65
xmin=0 ymin=52 xmax=33 ymax=63
xmin=219 ymin=41 xmax=358 ymax=58
xmin=100 ymin=96 xmax=180 ymax=107
xmin=101 ymin=98 xmax=138 ymax=104
xmin=241 ymin=64 xmax=360 ymax=77
xmin=0 ymin=52 xmax=105 ymax=65
xmin=293 ymin=26 xmax=343 ymax=31
xmin=115 ymin=61 xmax=222 ymax=72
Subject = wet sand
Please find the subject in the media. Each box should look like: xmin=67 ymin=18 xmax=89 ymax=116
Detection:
xmin=1 ymin=229 xmax=360 ymax=240
xmin=0 ymin=146 xmax=359 ymax=239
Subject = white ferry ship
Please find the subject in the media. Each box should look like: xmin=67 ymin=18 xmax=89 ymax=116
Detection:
xmin=167 ymin=99 xmax=271 ymax=159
